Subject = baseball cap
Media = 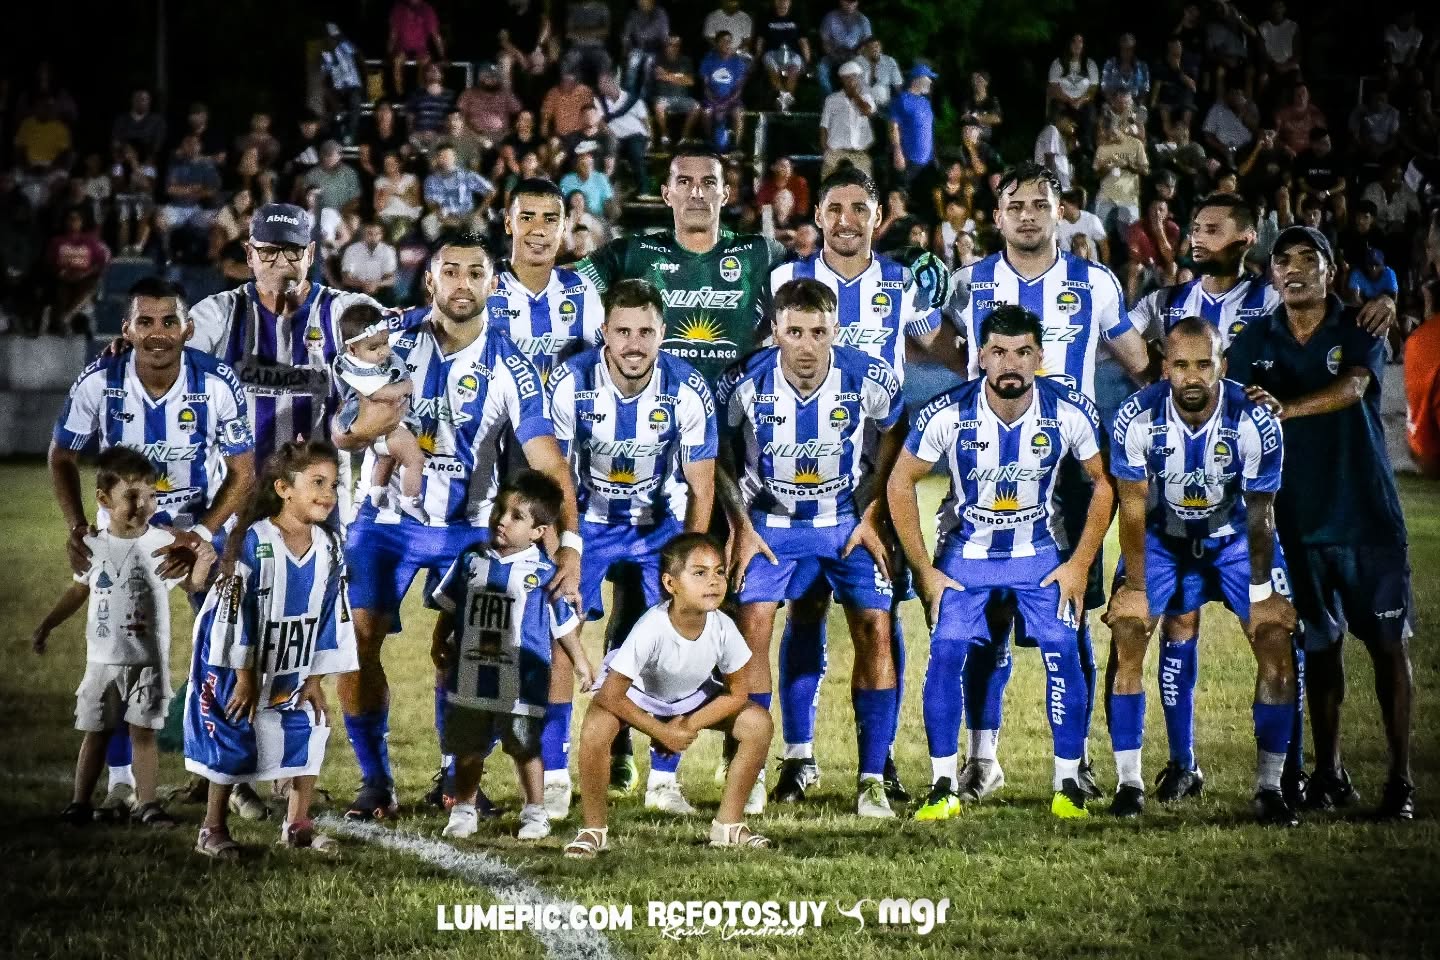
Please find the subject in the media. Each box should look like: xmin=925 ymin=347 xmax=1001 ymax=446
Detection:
xmin=909 ymin=63 xmax=939 ymax=82
xmin=1270 ymin=224 xmax=1334 ymax=268
xmin=251 ymin=203 xmax=313 ymax=247
xmin=838 ymin=60 xmax=865 ymax=78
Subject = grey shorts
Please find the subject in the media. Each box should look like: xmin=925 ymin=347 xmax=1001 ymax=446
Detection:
xmin=653 ymin=95 xmax=700 ymax=115
xmin=443 ymin=705 xmax=543 ymax=760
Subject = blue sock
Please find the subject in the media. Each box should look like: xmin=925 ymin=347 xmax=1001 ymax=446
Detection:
xmin=889 ymin=616 xmax=906 ymax=753
xmin=778 ymin=617 xmax=827 ymax=745
xmin=1037 ymin=639 xmax=1087 ymax=762
xmin=542 ymin=702 xmax=572 ymax=773
xmin=923 ymin=638 xmax=968 ymax=760
xmin=852 ymin=687 xmax=897 ymax=777
xmin=649 ymin=744 xmax=682 ymax=773
xmin=1159 ymin=637 xmax=1199 ymax=770
xmin=105 ymin=728 xmax=132 ymax=767
xmin=1077 ymin=618 xmax=1097 ymax=745
xmin=1286 ymin=643 xmax=1306 ymax=770
xmin=344 ymin=708 xmax=393 ymax=787
xmin=433 ymin=685 xmax=453 ymax=778
xmin=964 ymin=634 xmax=1012 ymax=731
xmin=1108 ymin=692 xmax=1146 ymax=752
xmin=1253 ymin=702 xmax=1293 ymax=756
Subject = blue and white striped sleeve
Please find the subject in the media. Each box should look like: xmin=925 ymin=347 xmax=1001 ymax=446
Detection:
xmin=52 ymin=366 xmax=104 ymax=451
xmin=1239 ymin=403 xmax=1283 ymax=493
xmin=678 ymin=372 xmax=719 ymax=463
xmin=862 ymin=357 xmax=905 ymax=431
xmin=499 ymin=348 xmax=554 ymax=446
xmin=1094 ymin=264 xmax=1136 ymax=341
xmin=1109 ymin=396 xmax=1151 ymax=482
xmin=906 ymin=394 xmax=957 ymax=463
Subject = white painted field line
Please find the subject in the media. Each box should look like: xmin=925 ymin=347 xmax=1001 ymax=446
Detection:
xmin=317 ymin=815 xmax=623 ymax=960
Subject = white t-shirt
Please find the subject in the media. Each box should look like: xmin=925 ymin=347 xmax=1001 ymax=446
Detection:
xmin=78 ymin=528 xmax=182 ymax=665
xmin=1258 ymin=19 xmax=1298 ymax=63
xmin=341 ymin=241 xmax=399 ymax=285
xmin=1047 ymin=57 xmax=1099 ymax=101
xmin=703 ymin=9 xmax=754 ymax=46
xmin=1384 ymin=23 xmax=1423 ymax=64
xmin=606 ymin=602 xmax=750 ymax=706
xmin=820 ymin=90 xmax=876 ymax=151
xmin=1056 ymin=210 xmax=1108 ymax=256
xmin=1034 ymin=124 xmax=1072 ymax=190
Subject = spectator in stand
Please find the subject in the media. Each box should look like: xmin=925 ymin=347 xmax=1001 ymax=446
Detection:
xmin=497 ymin=0 xmax=554 ymax=90
xmin=359 ymin=101 xmax=412 ymax=180
xmin=341 ymin=221 xmax=399 ymax=305
xmin=14 ymin=96 xmax=72 ymax=175
xmin=933 ymin=198 xmax=976 ymax=267
xmin=498 ymin=150 xmax=544 ymax=209
xmin=388 ymin=0 xmax=445 ymax=95
xmin=1056 ymin=186 xmax=1111 ymax=262
xmin=422 ymin=143 xmax=495 ymax=240
xmin=598 ymin=72 xmax=652 ymax=195
xmin=624 ymin=0 xmax=671 ymax=58
xmin=952 ymin=228 xmax=982 ymax=269
xmin=1034 ymin=108 xmax=1079 ymax=191
xmin=1101 ymin=34 xmax=1150 ymax=108
xmin=1294 ymin=127 xmax=1348 ymax=225
xmin=559 ymin=148 xmax=619 ymax=222
xmin=700 ymin=30 xmax=750 ymax=153
xmin=651 ymin=35 xmax=702 ymax=146
xmin=235 ymin=112 xmax=282 ymax=169
xmin=1273 ymin=82 xmax=1326 ymax=156
xmin=209 ymin=186 xmax=254 ymax=264
xmin=960 ymin=70 xmax=1003 ymax=142
xmin=458 ymin=64 xmax=524 ymax=148
xmin=1349 ymin=86 xmax=1402 ymax=164
xmin=1154 ymin=38 xmax=1200 ymax=141
xmin=1047 ymin=34 xmax=1100 ymax=123
xmin=932 ymin=159 xmax=975 ymax=224
xmin=1337 ymin=200 xmax=1382 ymax=279
xmin=1101 ymin=90 xmax=1145 ymax=141
xmin=1125 ymin=194 xmax=1181 ymax=301
xmin=182 ymin=103 xmax=226 ymax=168
xmin=756 ymin=0 xmax=810 ymax=112
xmin=1400 ymin=89 xmax=1440 ymax=172
xmin=78 ymin=154 xmax=111 ymax=227
xmin=1257 ymin=1 xmax=1301 ymax=81
xmin=565 ymin=222 xmax=599 ymax=262
xmin=788 ymin=221 xmax=820 ymax=260
xmin=722 ymin=163 xmax=759 ymax=229
xmin=1406 ymin=211 xmax=1440 ymax=476
xmin=756 ymin=155 xmax=810 ymax=216
xmin=1204 ymin=0 xmax=1257 ymax=97
xmin=374 ymin=150 xmax=423 ymax=241
xmin=541 ymin=68 xmax=597 ymax=141
xmin=111 ymin=89 xmax=165 ymax=163
xmin=890 ymin=64 xmax=938 ymax=190
xmin=564 ymin=188 xmax=611 ymax=247
xmin=819 ymin=0 xmax=873 ymax=95
xmin=1172 ymin=2 xmax=1206 ymax=77
xmin=408 ymin=63 xmax=458 ymax=150
xmin=819 ymin=60 xmax=876 ymax=177
xmin=110 ymin=145 xmax=155 ymax=255
xmin=1347 ymin=248 xmax=1399 ymax=306
xmin=1202 ymin=86 xmax=1259 ymax=168
xmin=1093 ymin=117 xmax=1149 ymax=235
xmin=440 ymin=109 xmax=487 ymax=173
xmin=1239 ymin=127 xmax=1293 ymax=223
xmin=875 ymin=187 xmax=921 ymax=252
xmin=859 ymin=37 xmax=903 ymax=110
xmin=283 ymin=111 xmax=326 ymax=193
xmin=765 ymin=185 xmax=804 ymax=244
xmin=559 ymin=103 xmax=617 ymax=176
xmin=1361 ymin=161 xmax=1420 ymax=267
xmin=563 ymin=0 xmax=614 ymax=84
xmin=45 ymin=207 xmax=109 ymax=334
xmin=501 ymin=110 xmax=549 ymax=177
xmin=1383 ymin=10 xmax=1423 ymax=68
xmin=302 ymin=141 xmax=363 ymax=216
xmin=14 ymin=62 xmax=78 ymax=132
xmin=156 ymin=134 xmax=221 ymax=252
xmin=704 ymin=0 xmax=754 ymax=53
xmin=321 ymin=23 xmax=367 ymax=145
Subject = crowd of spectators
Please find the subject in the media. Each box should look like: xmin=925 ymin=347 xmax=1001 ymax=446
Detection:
xmin=1 ymin=1 xmax=1438 ymax=346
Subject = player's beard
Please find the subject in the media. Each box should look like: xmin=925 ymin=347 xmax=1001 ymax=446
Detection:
xmin=1175 ymin=383 xmax=1212 ymax=413
xmin=1193 ymin=238 xmax=1249 ymax=276
xmin=438 ymin=294 xmax=484 ymax=323
xmin=989 ymin=373 xmax=1030 ymax=399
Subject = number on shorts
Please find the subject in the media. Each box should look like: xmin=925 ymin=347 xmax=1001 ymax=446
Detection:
xmin=1270 ymin=567 xmax=1290 ymax=598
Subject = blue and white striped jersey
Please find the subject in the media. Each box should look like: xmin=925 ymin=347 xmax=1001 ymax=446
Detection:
xmin=951 ymin=251 xmax=1132 ymax=399
xmin=189 ymin=283 xmax=381 ymax=464
xmin=487 ymin=265 xmax=604 ymax=385
xmin=1130 ymin=276 xmax=1279 ymax=350
xmin=1111 ymin=379 xmax=1283 ymax=539
xmin=770 ymin=252 xmax=941 ymax=383
xmin=431 ymin=544 xmax=579 ymax=716
xmin=53 ymin=348 xmax=253 ymax=529
xmin=550 ymin=348 xmax=718 ymax=526
xmin=716 ymin=345 xmax=904 ymax=529
xmin=908 ymin=377 xmax=1102 ymax=559
xmin=360 ymin=317 xmax=553 ymax=528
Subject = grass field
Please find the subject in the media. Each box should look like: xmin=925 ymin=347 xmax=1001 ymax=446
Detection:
xmin=1 ymin=460 xmax=1436 ymax=960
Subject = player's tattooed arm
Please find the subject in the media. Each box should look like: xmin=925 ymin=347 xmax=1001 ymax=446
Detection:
xmin=1108 ymin=477 xmax=1153 ymax=623
xmin=845 ymin=416 xmax=908 ymax=582
xmin=1110 ymin=328 xmax=1156 ymax=385
xmin=886 ymin=448 xmax=962 ymax=625
xmin=715 ymin=432 xmax=776 ymax=587
xmin=1243 ymin=490 xmax=1297 ymax=635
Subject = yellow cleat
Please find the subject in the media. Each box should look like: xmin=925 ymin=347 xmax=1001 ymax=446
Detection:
xmin=1051 ymin=778 xmax=1091 ymax=819
xmin=914 ymin=780 xmax=963 ymax=822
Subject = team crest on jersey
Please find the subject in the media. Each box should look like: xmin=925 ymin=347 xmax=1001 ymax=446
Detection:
xmin=524 ymin=572 xmax=541 ymax=589
xmin=1229 ymin=319 xmax=1247 ymax=338
xmin=305 ymin=325 xmax=324 ymax=346
xmin=1326 ymin=345 xmax=1342 ymax=375
xmin=648 ymin=408 xmax=671 ymax=431
xmin=176 ymin=407 xmax=199 ymax=432
xmin=559 ymin=299 xmax=577 ymax=316
xmin=1212 ymin=440 xmax=1233 ymax=467
xmin=454 ymin=373 xmax=480 ymax=402
xmin=829 ymin=406 xmax=851 ymax=429
xmin=719 ymin=255 xmax=742 ymax=282
xmin=870 ymin=291 xmax=892 ymax=312
xmin=1031 ymin=432 xmax=1053 ymax=459
xmin=1055 ymin=291 xmax=1082 ymax=315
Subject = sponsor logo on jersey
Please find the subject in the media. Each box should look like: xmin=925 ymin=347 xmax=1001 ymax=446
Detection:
xmin=764 ymin=439 xmax=846 ymax=458
xmin=878 ymin=280 xmax=904 ymax=289
xmin=104 ymin=387 xmax=127 ymax=399
xmin=511 ymin=333 xmax=571 ymax=358
xmin=835 ymin=325 xmax=895 ymax=348
xmin=961 ymin=439 xmax=989 ymax=451
xmin=183 ymin=393 xmax=212 ymax=403
xmin=758 ymin=413 xmax=786 ymax=425
xmin=578 ymin=410 xmax=607 ymax=423
xmin=655 ymin=262 xmax=681 ymax=273
xmin=413 ymin=395 xmax=471 ymax=426
xmin=574 ymin=390 xmax=600 ymax=401
xmin=492 ymin=308 xmax=522 ymax=319
xmin=591 ymin=438 xmax=668 ymax=458
xmin=719 ymin=255 xmax=742 ymax=282
xmin=110 ymin=409 xmax=135 ymax=423
xmin=559 ymin=299 xmax=576 ymax=316
xmin=1326 ymin=345 xmax=1342 ymax=375
xmin=503 ymin=353 xmax=541 ymax=400
xmin=834 ymin=392 xmax=862 ymax=402
xmin=1060 ymin=279 xmax=1092 ymax=290
xmin=255 ymin=543 xmax=274 ymax=559
xmin=969 ymin=281 xmax=998 ymax=291
xmin=665 ymin=315 xmax=739 ymax=348
xmin=684 ymin=372 xmax=715 ymax=417
xmin=305 ymin=325 xmax=324 ymax=346
xmin=662 ymin=287 xmax=745 ymax=312
xmin=966 ymin=464 xmax=1048 ymax=483
xmin=523 ymin=572 xmax=541 ymax=589
xmin=959 ymin=419 xmax=982 ymax=430
xmin=755 ymin=394 xmax=779 ymax=403
xmin=222 ymin=418 xmax=252 ymax=448
xmin=176 ymin=407 xmax=199 ymax=432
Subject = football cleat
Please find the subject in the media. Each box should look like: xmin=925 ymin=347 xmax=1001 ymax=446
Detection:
xmin=913 ymin=778 xmax=962 ymax=822
xmin=883 ymin=756 xmax=912 ymax=804
xmin=543 ymin=780 xmax=573 ymax=820
xmin=228 ymin=782 xmax=269 ymax=821
xmin=517 ymin=805 xmax=552 ymax=840
xmin=345 ymin=780 xmax=400 ymax=821
xmin=442 ymin=804 xmax=478 ymax=839
xmin=1051 ymin=778 xmax=1090 ymax=819
xmin=423 ymin=767 xmax=455 ymax=809
xmin=1154 ymin=761 xmax=1205 ymax=804
xmin=644 ymin=782 xmax=697 ymax=815
xmin=1305 ymin=767 xmax=1361 ymax=810
xmin=1077 ymin=758 xmax=1104 ymax=801
xmin=857 ymin=778 xmax=895 ymax=818
xmin=609 ymin=754 xmax=639 ymax=797
xmin=1110 ymin=784 xmax=1146 ymax=818
xmin=770 ymin=758 xmax=821 ymax=804
xmin=1253 ymin=789 xmax=1299 ymax=827
xmin=1377 ymin=777 xmax=1415 ymax=821
xmin=956 ymin=758 xmax=1006 ymax=804
xmin=59 ymin=801 xmax=94 ymax=826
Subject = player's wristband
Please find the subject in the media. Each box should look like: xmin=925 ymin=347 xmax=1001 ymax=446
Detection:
xmin=560 ymin=531 xmax=584 ymax=557
xmin=193 ymin=526 xmax=214 ymax=545
xmin=1249 ymin=582 xmax=1273 ymax=603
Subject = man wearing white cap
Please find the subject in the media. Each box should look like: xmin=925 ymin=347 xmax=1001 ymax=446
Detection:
xmin=820 ymin=60 xmax=876 ymax=178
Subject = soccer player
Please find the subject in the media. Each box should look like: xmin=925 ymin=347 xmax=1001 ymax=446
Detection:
xmin=1227 ymin=226 xmax=1415 ymax=820
xmin=545 ymin=279 xmax=719 ymax=817
xmin=1106 ymin=318 xmax=1301 ymax=825
xmin=334 ymin=235 xmax=582 ymax=820
xmin=50 ymin=277 xmax=256 ymax=819
xmin=946 ymin=162 xmax=1149 ymax=805
xmin=765 ymin=166 xmax=964 ymax=805
xmin=887 ymin=304 xmax=1114 ymax=820
xmin=486 ymin=177 xmax=604 ymax=385
xmin=716 ymin=277 xmax=908 ymax=818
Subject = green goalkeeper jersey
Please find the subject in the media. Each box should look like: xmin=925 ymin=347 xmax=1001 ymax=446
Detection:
xmin=577 ymin=228 xmax=776 ymax=385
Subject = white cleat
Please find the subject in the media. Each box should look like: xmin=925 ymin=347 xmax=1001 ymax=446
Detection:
xmin=857 ymin=778 xmax=895 ymax=818
xmin=543 ymin=779 xmax=573 ymax=820
xmin=644 ymin=782 xmax=697 ymax=815
xmin=956 ymin=758 xmax=1006 ymax=804
xmin=517 ymin=805 xmax=552 ymax=840
xmin=744 ymin=771 xmax=767 ymax=816
xmin=442 ymin=804 xmax=479 ymax=839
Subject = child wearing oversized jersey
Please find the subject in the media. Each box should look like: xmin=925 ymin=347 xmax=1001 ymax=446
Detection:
xmin=184 ymin=441 xmax=359 ymax=858
xmin=431 ymin=471 xmax=595 ymax=841
xmin=34 ymin=447 xmax=216 ymax=828
xmin=564 ymin=534 xmax=774 ymax=859
xmin=333 ymin=303 xmax=428 ymax=523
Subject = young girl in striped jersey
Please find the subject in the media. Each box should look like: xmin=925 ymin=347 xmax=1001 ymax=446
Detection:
xmin=184 ymin=440 xmax=358 ymax=858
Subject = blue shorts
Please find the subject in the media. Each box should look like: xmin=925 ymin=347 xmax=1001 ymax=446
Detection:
xmin=579 ymin=517 xmax=683 ymax=620
xmin=932 ymin=549 xmax=1079 ymax=649
xmin=1287 ymin=543 xmax=1413 ymax=652
xmin=345 ymin=503 xmax=489 ymax=632
xmin=739 ymin=520 xmax=892 ymax=611
xmin=1114 ymin=531 xmax=1292 ymax=622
